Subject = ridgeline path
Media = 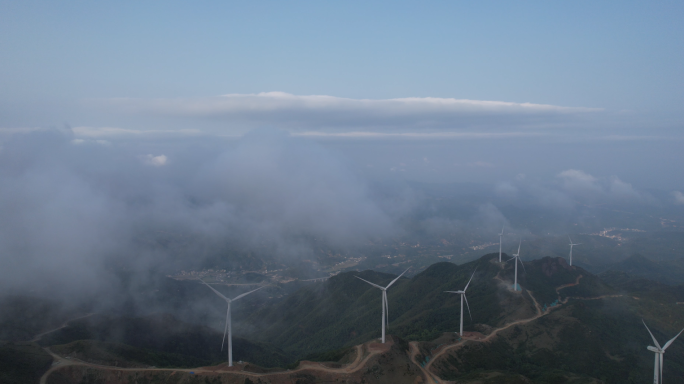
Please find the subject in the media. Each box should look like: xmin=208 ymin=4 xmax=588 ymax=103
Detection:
xmin=412 ymin=272 xmax=625 ymax=383
xmin=39 ymin=330 xmax=386 ymax=384
xmin=30 ymin=313 xmax=95 ymax=343
xmin=38 ymin=271 xmax=626 ymax=384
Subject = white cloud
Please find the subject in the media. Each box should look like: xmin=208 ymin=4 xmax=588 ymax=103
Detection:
xmin=495 ymin=182 xmax=518 ymax=197
xmin=556 ymin=169 xmax=642 ymax=201
xmin=142 ymin=154 xmax=167 ymax=166
xmin=557 ymin=169 xmax=602 ymax=194
xmin=72 ymin=126 xmax=203 ymax=138
xmin=99 ymin=92 xmax=602 ymax=132
xmin=608 ymin=176 xmax=640 ymax=199
xmin=673 ymin=191 xmax=684 ymax=205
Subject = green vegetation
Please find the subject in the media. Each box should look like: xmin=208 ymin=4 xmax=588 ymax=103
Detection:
xmin=0 ymin=295 xmax=86 ymax=342
xmin=7 ymin=251 xmax=684 ymax=383
xmin=0 ymin=341 xmax=53 ymax=384
xmin=41 ymin=313 xmax=293 ymax=368
xmin=51 ymin=339 xmax=207 ymax=368
xmin=431 ymin=293 xmax=684 ymax=384
xmin=239 ymin=254 xmax=604 ymax=358
xmin=597 ymin=254 xmax=684 ymax=285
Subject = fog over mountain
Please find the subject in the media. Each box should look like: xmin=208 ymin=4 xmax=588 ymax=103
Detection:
xmin=1 ymin=121 xmax=683 ymax=306
xmin=0 ymin=128 xmax=397 ymax=298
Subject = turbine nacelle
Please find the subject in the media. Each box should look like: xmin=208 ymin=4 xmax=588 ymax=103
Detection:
xmin=647 ymin=346 xmax=661 ymax=353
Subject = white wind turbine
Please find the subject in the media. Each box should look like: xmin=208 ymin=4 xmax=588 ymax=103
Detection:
xmin=201 ymin=280 xmax=266 ymax=367
xmin=568 ymin=236 xmax=581 ymax=266
xmin=444 ymin=268 xmax=477 ymax=335
xmin=508 ymin=239 xmax=526 ymax=291
xmin=498 ymin=226 xmax=505 ymax=262
xmin=355 ymin=268 xmax=410 ymax=343
xmin=643 ymin=319 xmax=684 ymax=384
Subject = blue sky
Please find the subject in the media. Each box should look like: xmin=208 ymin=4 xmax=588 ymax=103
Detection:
xmin=2 ymin=1 xmax=683 ymax=108
xmin=1 ymin=1 xmax=683 ymax=188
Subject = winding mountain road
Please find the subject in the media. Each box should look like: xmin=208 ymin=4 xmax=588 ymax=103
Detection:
xmin=411 ymin=273 xmax=625 ymax=383
xmin=39 ymin=334 xmax=384 ymax=383
xmin=38 ymin=272 xmax=625 ymax=384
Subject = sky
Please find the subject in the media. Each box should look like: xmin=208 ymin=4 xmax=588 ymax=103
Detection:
xmin=1 ymin=2 xmax=682 ymax=189
xmin=1 ymin=1 xmax=684 ymax=297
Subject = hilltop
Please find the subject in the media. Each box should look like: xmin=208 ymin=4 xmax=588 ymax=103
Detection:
xmin=5 ymin=253 xmax=684 ymax=384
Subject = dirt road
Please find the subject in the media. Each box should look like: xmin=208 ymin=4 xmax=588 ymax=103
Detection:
xmin=30 ymin=313 xmax=95 ymax=343
xmin=417 ymin=273 xmax=623 ymax=380
xmin=39 ymin=272 xmax=624 ymax=384
xmin=39 ymin=336 xmax=384 ymax=383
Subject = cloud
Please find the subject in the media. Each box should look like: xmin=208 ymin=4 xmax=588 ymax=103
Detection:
xmin=493 ymin=169 xmax=648 ymax=214
xmin=557 ymin=169 xmax=603 ymax=195
xmin=495 ymin=182 xmax=518 ymax=198
xmin=555 ymin=169 xmax=642 ymax=202
xmin=0 ymin=128 xmax=394 ymax=300
xmin=142 ymin=154 xmax=168 ymax=166
xmin=98 ymin=92 xmax=603 ymax=133
xmin=72 ymin=126 xmax=204 ymax=138
xmin=673 ymin=191 xmax=684 ymax=205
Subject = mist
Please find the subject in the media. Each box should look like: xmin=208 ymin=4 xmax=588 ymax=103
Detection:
xmin=0 ymin=128 xmax=396 ymax=301
xmin=4 ymin=125 xmax=684 ymax=299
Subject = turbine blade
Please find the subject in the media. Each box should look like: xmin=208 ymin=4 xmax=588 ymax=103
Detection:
xmin=463 ymin=294 xmax=473 ymax=323
xmin=221 ymin=306 xmax=229 ymax=351
xmin=519 ymin=258 xmax=527 ymax=274
xmin=444 ymin=291 xmax=461 ymax=293
xmin=464 ymin=267 xmax=477 ymax=291
xmin=355 ymin=276 xmax=384 ymax=290
xmin=232 ymin=285 xmax=267 ymax=301
xmin=385 ymin=268 xmax=410 ymax=289
xmin=200 ymin=279 xmax=229 ymax=302
xmin=507 ymin=257 xmax=515 ymax=263
xmin=642 ymin=320 xmax=662 ymax=350
xmin=517 ymin=239 xmax=521 ymax=255
xmin=568 ymin=235 xmax=572 ymax=244
xmin=663 ymin=327 xmax=684 ymax=350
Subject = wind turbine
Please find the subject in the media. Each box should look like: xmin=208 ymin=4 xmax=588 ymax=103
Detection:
xmin=643 ymin=320 xmax=684 ymax=384
xmin=568 ymin=236 xmax=581 ymax=266
xmin=355 ymin=268 xmax=409 ymax=343
xmin=498 ymin=226 xmax=505 ymax=262
xmin=444 ymin=268 xmax=477 ymax=335
xmin=201 ymin=280 xmax=266 ymax=367
xmin=508 ymin=239 xmax=526 ymax=291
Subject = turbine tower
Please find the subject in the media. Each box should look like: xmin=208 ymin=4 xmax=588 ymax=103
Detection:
xmin=643 ymin=320 xmax=684 ymax=384
xmin=568 ymin=236 xmax=581 ymax=266
xmin=355 ymin=268 xmax=409 ymax=343
xmin=498 ymin=226 xmax=505 ymax=262
xmin=444 ymin=268 xmax=477 ymax=335
xmin=508 ymin=239 xmax=526 ymax=291
xmin=201 ymin=280 xmax=266 ymax=367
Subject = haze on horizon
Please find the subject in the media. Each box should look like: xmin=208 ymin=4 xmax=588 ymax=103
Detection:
xmin=1 ymin=1 xmax=684 ymax=301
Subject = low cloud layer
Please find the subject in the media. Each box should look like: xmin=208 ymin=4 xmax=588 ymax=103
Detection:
xmin=97 ymin=92 xmax=602 ymax=134
xmin=495 ymin=169 xmax=649 ymax=211
xmin=0 ymin=129 xmax=393 ymax=299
